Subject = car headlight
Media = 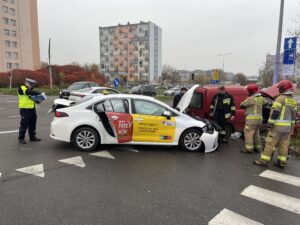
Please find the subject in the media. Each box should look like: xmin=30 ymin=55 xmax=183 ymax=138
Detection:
xmin=59 ymin=91 xmax=62 ymax=95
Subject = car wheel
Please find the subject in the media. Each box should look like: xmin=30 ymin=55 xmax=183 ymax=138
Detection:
xmin=72 ymin=127 xmax=99 ymax=151
xmin=179 ymin=129 xmax=203 ymax=152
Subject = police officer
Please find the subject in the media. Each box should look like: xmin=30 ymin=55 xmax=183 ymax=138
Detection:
xmin=173 ymin=87 xmax=187 ymax=109
xmin=240 ymin=83 xmax=267 ymax=153
xmin=209 ymin=86 xmax=235 ymax=143
xmin=254 ymin=80 xmax=297 ymax=168
xmin=18 ymin=78 xmax=41 ymax=144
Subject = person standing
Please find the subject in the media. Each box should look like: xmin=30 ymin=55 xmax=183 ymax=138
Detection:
xmin=173 ymin=87 xmax=187 ymax=109
xmin=18 ymin=78 xmax=41 ymax=144
xmin=209 ymin=86 xmax=235 ymax=143
xmin=254 ymin=80 xmax=297 ymax=168
xmin=240 ymin=84 xmax=267 ymax=153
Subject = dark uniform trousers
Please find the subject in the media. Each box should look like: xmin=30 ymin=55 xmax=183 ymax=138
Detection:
xmin=18 ymin=108 xmax=37 ymax=140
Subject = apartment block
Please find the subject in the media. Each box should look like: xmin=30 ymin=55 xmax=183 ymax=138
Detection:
xmin=99 ymin=21 xmax=162 ymax=83
xmin=0 ymin=0 xmax=40 ymax=71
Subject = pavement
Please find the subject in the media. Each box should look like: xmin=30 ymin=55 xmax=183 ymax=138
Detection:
xmin=0 ymin=94 xmax=299 ymax=225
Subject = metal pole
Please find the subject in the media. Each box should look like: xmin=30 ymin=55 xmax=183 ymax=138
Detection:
xmin=273 ymin=0 xmax=284 ymax=84
xmin=48 ymin=38 xmax=53 ymax=90
xmin=9 ymin=69 xmax=12 ymax=91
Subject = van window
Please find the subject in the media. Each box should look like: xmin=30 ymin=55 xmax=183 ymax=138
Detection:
xmin=189 ymin=92 xmax=203 ymax=109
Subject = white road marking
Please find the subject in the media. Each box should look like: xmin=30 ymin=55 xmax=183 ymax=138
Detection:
xmin=59 ymin=156 xmax=86 ymax=168
xmin=260 ymin=170 xmax=300 ymax=187
xmin=208 ymin=208 xmax=263 ymax=225
xmin=16 ymin=164 xmax=45 ymax=178
xmin=0 ymin=107 xmax=6 ymax=109
xmin=9 ymin=115 xmax=19 ymax=118
xmin=90 ymin=151 xmax=115 ymax=159
xmin=0 ymin=130 xmax=18 ymax=134
xmin=0 ymin=173 xmax=2 ymax=178
xmin=6 ymin=101 xmax=17 ymax=103
xmin=241 ymin=185 xmax=300 ymax=214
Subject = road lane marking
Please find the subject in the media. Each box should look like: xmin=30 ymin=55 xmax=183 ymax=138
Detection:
xmin=0 ymin=107 xmax=6 ymax=109
xmin=260 ymin=170 xmax=300 ymax=187
xmin=0 ymin=173 xmax=2 ymax=178
xmin=241 ymin=185 xmax=300 ymax=214
xmin=90 ymin=151 xmax=115 ymax=159
xmin=6 ymin=101 xmax=17 ymax=103
xmin=9 ymin=115 xmax=19 ymax=118
xmin=59 ymin=156 xmax=86 ymax=167
xmin=0 ymin=130 xmax=18 ymax=134
xmin=16 ymin=164 xmax=45 ymax=178
xmin=208 ymin=208 xmax=263 ymax=225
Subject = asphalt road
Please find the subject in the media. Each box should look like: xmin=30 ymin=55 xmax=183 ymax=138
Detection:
xmin=0 ymin=94 xmax=299 ymax=225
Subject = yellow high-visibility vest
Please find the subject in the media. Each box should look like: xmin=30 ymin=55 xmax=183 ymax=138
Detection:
xmin=18 ymin=85 xmax=35 ymax=109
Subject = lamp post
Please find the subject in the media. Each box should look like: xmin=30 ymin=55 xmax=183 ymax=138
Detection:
xmin=218 ymin=52 xmax=232 ymax=72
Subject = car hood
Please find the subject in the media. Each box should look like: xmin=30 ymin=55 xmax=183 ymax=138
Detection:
xmin=260 ymin=83 xmax=297 ymax=99
xmin=176 ymin=85 xmax=199 ymax=112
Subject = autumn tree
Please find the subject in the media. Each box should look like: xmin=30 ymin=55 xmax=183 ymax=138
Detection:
xmin=235 ymin=73 xmax=247 ymax=85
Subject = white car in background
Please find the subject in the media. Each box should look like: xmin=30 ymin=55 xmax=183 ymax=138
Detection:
xmin=50 ymin=85 xmax=219 ymax=153
xmin=163 ymin=87 xmax=181 ymax=96
xmin=68 ymin=87 xmax=120 ymax=101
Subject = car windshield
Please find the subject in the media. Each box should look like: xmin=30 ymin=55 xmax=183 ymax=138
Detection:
xmin=77 ymin=88 xmax=92 ymax=93
xmin=131 ymin=86 xmax=141 ymax=91
xmin=67 ymin=83 xmax=85 ymax=90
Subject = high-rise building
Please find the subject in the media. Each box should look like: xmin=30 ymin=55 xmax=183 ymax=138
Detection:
xmin=99 ymin=21 xmax=162 ymax=84
xmin=0 ymin=0 xmax=40 ymax=71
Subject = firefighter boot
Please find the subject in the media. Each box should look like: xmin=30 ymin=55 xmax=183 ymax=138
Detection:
xmin=253 ymin=159 xmax=268 ymax=167
xmin=273 ymin=160 xmax=285 ymax=169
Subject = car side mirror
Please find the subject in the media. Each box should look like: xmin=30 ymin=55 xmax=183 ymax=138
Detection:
xmin=163 ymin=111 xmax=171 ymax=120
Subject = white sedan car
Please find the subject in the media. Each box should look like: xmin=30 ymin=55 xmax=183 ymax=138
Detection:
xmin=50 ymin=85 xmax=219 ymax=152
xmin=68 ymin=87 xmax=120 ymax=101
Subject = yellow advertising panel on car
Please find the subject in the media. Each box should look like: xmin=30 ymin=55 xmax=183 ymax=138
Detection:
xmin=132 ymin=114 xmax=176 ymax=143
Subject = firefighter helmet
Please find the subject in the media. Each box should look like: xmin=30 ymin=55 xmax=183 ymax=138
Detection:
xmin=246 ymin=83 xmax=259 ymax=95
xmin=276 ymin=80 xmax=293 ymax=93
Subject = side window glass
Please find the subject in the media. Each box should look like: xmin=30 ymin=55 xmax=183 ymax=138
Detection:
xmin=134 ymin=99 xmax=166 ymax=116
xmin=189 ymin=92 xmax=203 ymax=109
xmin=110 ymin=99 xmax=126 ymax=113
xmin=103 ymin=100 xmax=113 ymax=112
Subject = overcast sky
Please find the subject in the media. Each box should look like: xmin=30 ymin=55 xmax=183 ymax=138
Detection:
xmin=37 ymin=0 xmax=300 ymax=76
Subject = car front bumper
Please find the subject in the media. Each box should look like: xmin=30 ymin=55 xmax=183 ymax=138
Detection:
xmin=201 ymin=129 xmax=219 ymax=153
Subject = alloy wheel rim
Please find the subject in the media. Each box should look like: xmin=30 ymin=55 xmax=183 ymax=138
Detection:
xmin=184 ymin=132 xmax=202 ymax=151
xmin=76 ymin=130 xmax=96 ymax=149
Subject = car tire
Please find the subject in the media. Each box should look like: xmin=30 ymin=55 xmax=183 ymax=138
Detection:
xmin=72 ymin=127 xmax=99 ymax=151
xmin=179 ymin=129 xmax=203 ymax=152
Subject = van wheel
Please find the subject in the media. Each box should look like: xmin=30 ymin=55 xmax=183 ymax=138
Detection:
xmin=179 ymin=129 xmax=203 ymax=152
xmin=72 ymin=127 xmax=99 ymax=151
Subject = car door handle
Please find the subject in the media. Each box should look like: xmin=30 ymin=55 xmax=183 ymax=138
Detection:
xmin=111 ymin=115 xmax=119 ymax=120
xmin=134 ymin=118 xmax=143 ymax=122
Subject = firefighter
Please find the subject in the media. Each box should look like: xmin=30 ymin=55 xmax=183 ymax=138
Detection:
xmin=240 ymin=83 xmax=267 ymax=153
xmin=209 ymin=86 xmax=235 ymax=143
xmin=18 ymin=78 xmax=41 ymax=144
xmin=254 ymin=80 xmax=297 ymax=168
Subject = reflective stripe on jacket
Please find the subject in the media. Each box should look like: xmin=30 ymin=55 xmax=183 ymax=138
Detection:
xmin=210 ymin=93 xmax=235 ymax=118
xmin=18 ymin=85 xmax=35 ymax=109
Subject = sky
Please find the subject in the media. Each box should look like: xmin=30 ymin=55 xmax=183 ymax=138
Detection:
xmin=37 ymin=0 xmax=300 ymax=76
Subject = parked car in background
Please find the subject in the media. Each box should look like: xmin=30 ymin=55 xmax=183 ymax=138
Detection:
xmin=69 ymin=87 xmax=120 ymax=101
xmin=59 ymin=82 xmax=99 ymax=99
xmin=163 ymin=87 xmax=181 ymax=96
xmin=125 ymin=85 xmax=156 ymax=96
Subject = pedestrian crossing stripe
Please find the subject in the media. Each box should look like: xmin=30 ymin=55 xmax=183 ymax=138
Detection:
xmin=208 ymin=208 xmax=264 ymax=225
xmin=259 ymin=170 xmax=300 ymax=187
xmin=241 ymin=185 xmax=300 ymax=214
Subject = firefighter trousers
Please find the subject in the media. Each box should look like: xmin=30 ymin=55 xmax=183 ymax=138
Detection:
xmin=260 ymin=128 xmax=290 ymax=165
xmin=244 ymin=124 xmax=261 ymax=152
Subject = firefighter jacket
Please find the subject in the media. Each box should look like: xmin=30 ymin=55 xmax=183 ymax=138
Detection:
xmin=268 ymin=94 xmax=297 ymax=133
xmin=240 ymin=93 xmax=267 ymax=125
xmin=210 ymin=92 xmax=235 ymax=119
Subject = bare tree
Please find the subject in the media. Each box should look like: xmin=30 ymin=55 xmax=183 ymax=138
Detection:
xmin=259 ymin=63 xmax=274 ymax=87
xmin=162 ymin=64 xmax=180 ymax=84
xmin=235 ymin=73 xmax=247 ymax=85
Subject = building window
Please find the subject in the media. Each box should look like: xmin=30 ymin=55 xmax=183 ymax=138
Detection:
xmin=14 ymin=63 xmax=19 ymax=69
xmin=10 ymin=19 xmax=16 ymax=26
xmin=7 ymin=63 xmax=12 ymax=69
xmin=2 ymin=6 xmax=8 ymax=13
xmin=12 ymin=41 xmax=17 ymax=48
xmin=6 ymin=51 xmax=11 ymax=58
xmin=4 ymin=29 xmax=10 ymax=36
xmin=9 ymin=0 xmax=15 ymax=4
xmin=9 ymin=8 xmax=15 ymax=15
xmin=5 ymin=40 xmax=11 ymax=47
xmin=11 ymin=30 xmax=16 ymax=37
xmin=12 ymin=52 xmax=18 ymax=59
xmin=3 ymin=17 xmax=9 ymax=25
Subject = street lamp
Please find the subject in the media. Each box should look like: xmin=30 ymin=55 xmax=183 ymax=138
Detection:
xmin=218 ymin=53 xmax=232 ymax=72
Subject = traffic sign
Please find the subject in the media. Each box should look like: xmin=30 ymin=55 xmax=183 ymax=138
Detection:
xmin=283 ymin=49 xmax=296 ymax=65
xmin=211 ymin=80 xmax=219 ymax=85
xmin=113 ymin=78 xmax=120 ymax=87
xmin=213 ymin=69 xmax=219 ymax=81
xmin=284 ymin=37 xmax=297 ymax=50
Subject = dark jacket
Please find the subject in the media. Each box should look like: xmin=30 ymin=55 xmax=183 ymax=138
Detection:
xmin=173 ymin=93 xmax=184 ymax=108
xmin=210 ymin=92 xmax=235 ymax=119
